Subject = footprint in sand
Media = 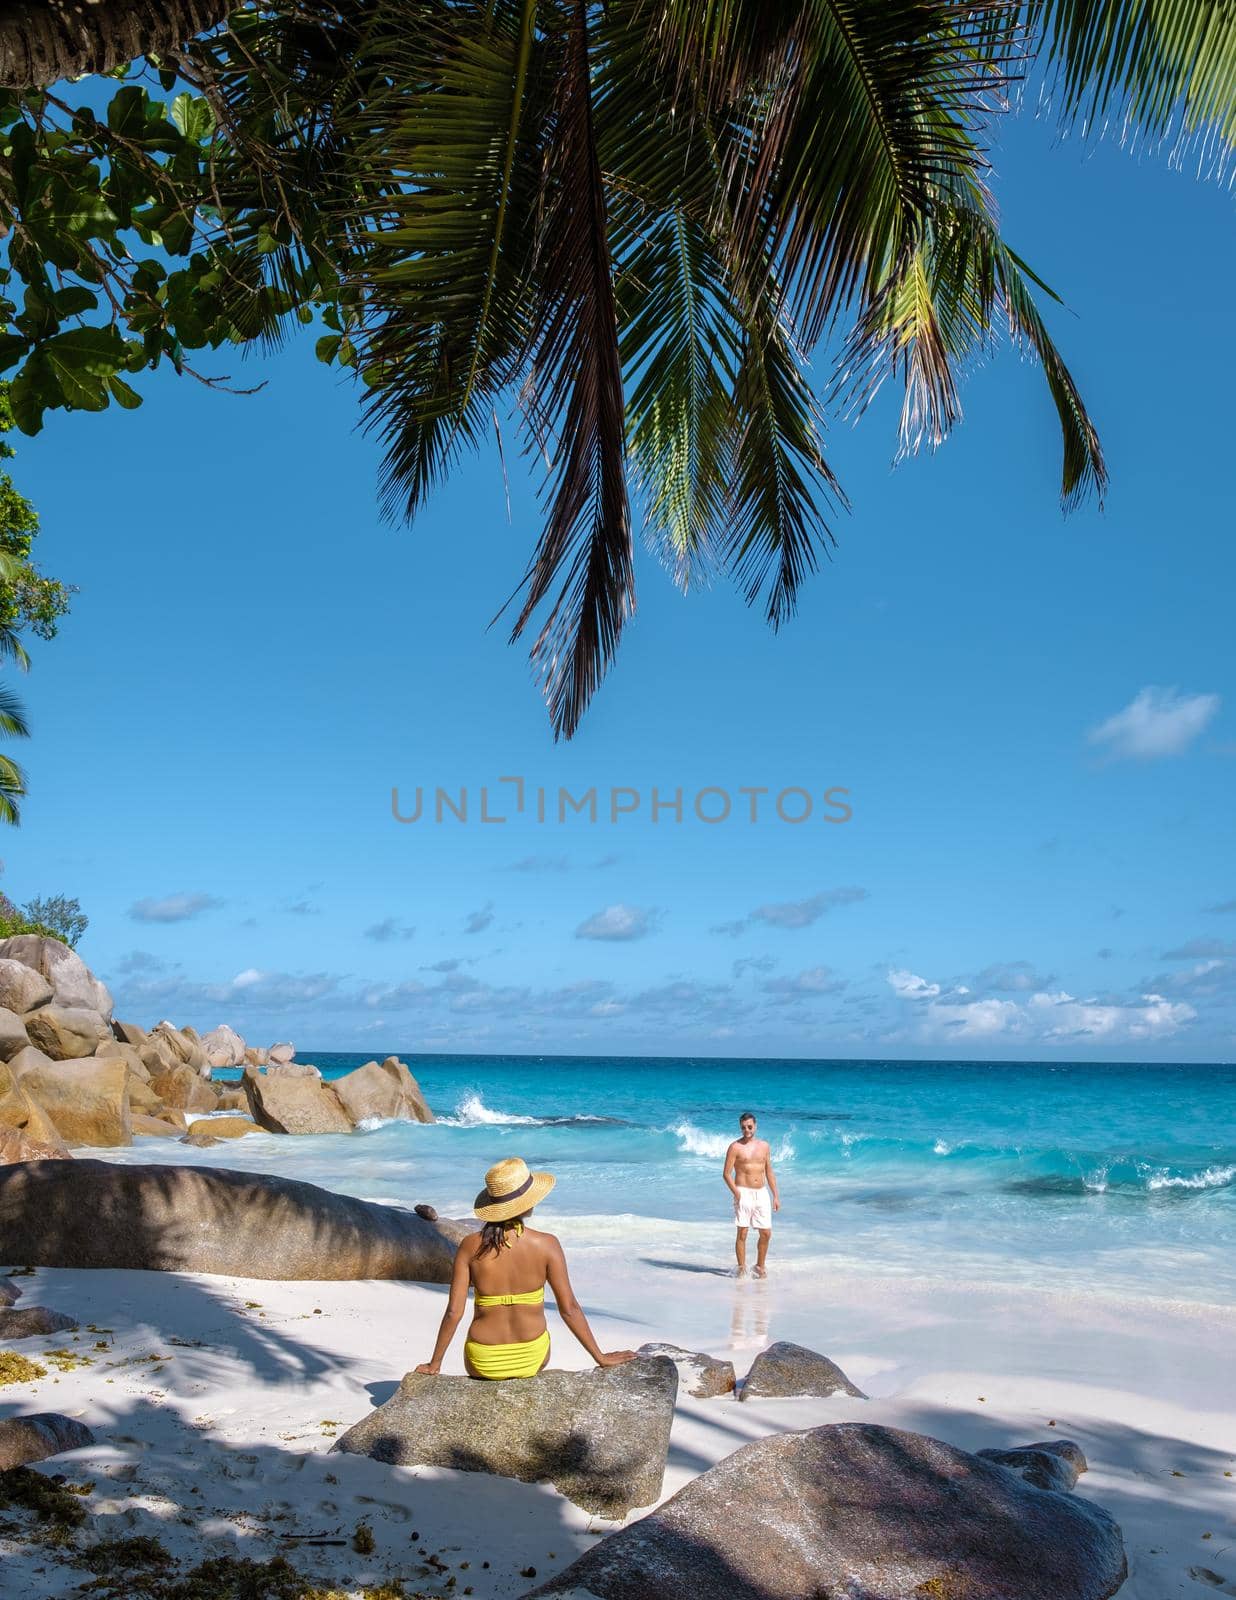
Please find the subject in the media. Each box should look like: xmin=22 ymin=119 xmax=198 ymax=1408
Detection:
xmin=1190 ymin=1569 xmax=1236 ymax=1596
xmin=353 ymin=1495 xmax=412 ymax=1522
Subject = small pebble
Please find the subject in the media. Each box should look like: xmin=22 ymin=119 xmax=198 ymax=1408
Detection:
xmin=521 ymin=1569 xmax=537 ymax=1580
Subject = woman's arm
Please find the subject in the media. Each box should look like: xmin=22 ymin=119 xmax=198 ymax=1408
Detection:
xmin=546 ymin=1237 xmax=635 ymax=1367
xmin=415 ymin=1240 xmax=474 ymax=1374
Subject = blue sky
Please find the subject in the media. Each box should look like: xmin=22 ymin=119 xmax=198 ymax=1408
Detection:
xmin=5 ymin=110 xmax=1234 ymax=1062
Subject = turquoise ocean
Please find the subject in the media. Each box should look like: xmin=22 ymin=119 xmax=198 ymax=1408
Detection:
xmin=106 ymin=1055 xmax=1236 ymax=1309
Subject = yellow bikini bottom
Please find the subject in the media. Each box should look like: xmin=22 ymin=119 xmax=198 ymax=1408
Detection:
xmin=464 ymin=1328 xmax=550 ymax=1380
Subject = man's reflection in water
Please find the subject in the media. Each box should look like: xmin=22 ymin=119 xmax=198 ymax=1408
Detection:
xmin=730 ymin=1276 xmax=771 ymax=1349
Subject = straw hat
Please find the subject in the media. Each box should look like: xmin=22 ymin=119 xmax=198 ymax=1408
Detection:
xmin=473 ymin=1156 xmax=555 ymax=1222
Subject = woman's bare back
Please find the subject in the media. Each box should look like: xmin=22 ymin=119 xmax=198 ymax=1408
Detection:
xmin=465 ymin=1226 xmax=554 ymax=1345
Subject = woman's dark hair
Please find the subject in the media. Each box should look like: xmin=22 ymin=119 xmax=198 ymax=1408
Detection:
xmin=477 ymin=1211 xmax=531 ymax=1259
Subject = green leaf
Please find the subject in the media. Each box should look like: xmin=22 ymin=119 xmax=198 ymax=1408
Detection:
xmin=170 ymin=92 xmax=215 ymax=144
xmin=106 ymin=86 xmax=147 ymax=139
xmin=52 ymin=287 xmax=98 ymax=317
xmin=315 ymin=334 xmax=342 ymax=364
xmin=107 ymin=373 xmax=143 ymax=409
xmin=0 ymin=334 xmax=30 ymax=375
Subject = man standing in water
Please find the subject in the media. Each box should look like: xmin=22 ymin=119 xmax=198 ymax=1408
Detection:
xmin=723 ymin=1111 xmax=780 ymax=1276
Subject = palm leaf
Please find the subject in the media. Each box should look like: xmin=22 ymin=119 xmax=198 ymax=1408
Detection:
xmin=351 ymin=0 xmax=548 ymax=522
xmin=0 ymin=752 xmax=24 ymax=826
xmin=1027 ymin=0 xmax=1236 ymax=171
xmin=511 ymin=0 xmax=632 ymax=740
xmin=0 ymin=681 xmax=30 ymax=739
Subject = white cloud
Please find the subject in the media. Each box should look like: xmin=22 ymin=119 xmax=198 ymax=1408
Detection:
xmin=886 ymin=969 xmax=1195 ymax=1044
xmin=129 ymin=892 xmax=222 ymax=924
xmin=575 ymin=904 xmax=659 ymax=941
xmin=464 ymin=904 xmax=495 ymax=934
xmin=888 ymin=969 xmax=941 ymax=1000
xmin=1088 ymin=686 xmax=1220 ymax=761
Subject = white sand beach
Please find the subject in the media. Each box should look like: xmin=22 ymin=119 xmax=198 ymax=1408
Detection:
xmin=2 ymin=1257 xmax=1233 ymax=1598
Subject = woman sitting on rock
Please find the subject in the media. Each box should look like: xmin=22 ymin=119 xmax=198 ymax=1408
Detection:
xmin=416 ymin=1157 xmax=636 ymax=1380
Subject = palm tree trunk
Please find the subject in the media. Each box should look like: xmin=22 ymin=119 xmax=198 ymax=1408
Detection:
xmin=0 ymin=0 xmax=231 ymax=87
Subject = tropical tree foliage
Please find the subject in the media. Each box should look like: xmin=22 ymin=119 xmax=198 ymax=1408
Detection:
xmin=1 ymin=1 xmax=1235 ymax=735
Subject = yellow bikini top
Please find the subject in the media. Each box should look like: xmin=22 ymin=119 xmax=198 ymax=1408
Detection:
xmin=473 ymin=1221 xmax=545 ymax=1305
xmin=473 ymin=1287 xmax=546 ymax=1307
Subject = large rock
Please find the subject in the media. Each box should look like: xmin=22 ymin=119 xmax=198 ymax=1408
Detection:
xmin=333 ymin=1357 xmax=678 ymax=1518
xmin=0 ymin=936 xmax=112 ymax=1016
xmin=740 ymin=1340 xmax=866 ymax=1400
xmin=201 ymin=1024 xmax=246 ymax=1067
xmin=244 ymin=1067 xmax=352 ymax=1134
xmin=268 ymin=1042 xmax=295 ymax=1063
xmin=0 ymin=1413 xmax=95 ymax=1471
xmin=528 ymin=1423 xmax=1127 ymax=1600
xmin=111 ymin=1019 xmax=147 ymax=1047
xmin=150 ymin=1024 xmax=207 ymax=1072
xmin=0 ymin=1159 xmax=461 ymax=1280
xmin=123 ymin=1070 xmax=164 ymax=1116
xmin=0 ymin=958 xmax=53 ymax=1015
xmin=95 ymin=1039 xmax=148 ymax=1077
xmin=638 ymin=1342 xmax=735 ymax=1399
xmin=0 ymin=1006 xmax=31 ymax=1061
xmin=13 ymin=1056 xmax=131 ymax=1147
xmin=149 ymin=1062 xmax=218 ymax=1114
xmin=0 ymin=1059 xmax=69 ymax=1156
xmin=243 ymin=1046 xmax=269 ymax=1067
xmin=0 ymin=1305 xmax=78 ymax=1337
xmin=0 ymin=1127 xmax=71 ymax=1163
xmin=22 ymin=1006 xmax=111 ymax=1061
xmin=333 ymin=1057 xmax=434 ymax=1125
xmin=131 ymin=1114 xmax=185 ymax=1139
xmin=186 ymin=1115 xmax=263 ymax=1139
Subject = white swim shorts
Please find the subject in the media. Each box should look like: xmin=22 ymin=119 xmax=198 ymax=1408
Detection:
xmin=733 ymin=1186 xmax=773 ymax=1230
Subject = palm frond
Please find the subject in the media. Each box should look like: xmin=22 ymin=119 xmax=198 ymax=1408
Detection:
xmin=661 ymin=0 xmax=1013 ymax=347
xmin=1027 ymin=0 xmax=1236 ymax=173
xmin=0 ymin=748 xmax=26 ymax=825
xmin=0 ymin=681 xmax=31 ymax=738
xmin=727 ymin=296 xmax=845 ymax=626
xmin=351 ymin=0 xmax=547 ymax=522
xmin=511 ymin=0 xmax=632 ymax=740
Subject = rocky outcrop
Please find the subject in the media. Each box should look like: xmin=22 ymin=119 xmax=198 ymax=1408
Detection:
xmin=0 ymin=935 xmax=112 ymax=1016
xmin=334 ymin=1357 xmax=678 ymax=1518
xmin=527 ymin=1423 xmax=1127 ymax=1600
xmin=740 ymin=1340 xmax=866 ymax=1400
xmin=10 ymin=1056 xmax=131 ymax=1147
xmin=201 ymin=1023 xmax=246 ymax=1067
xmin=23 ymin=1005 xmax=111 ymax=1061
xmin=638 ymin=1342 xmax=735 ymax=1399
xmin=0 ymin=958 xmax=54 ymax=1015
xmin=333 ymin=1057 xmax=435 ymax=1125
xmin=0 ymin=939 xmax=438 ymax=1153
xmin=243 ymin=1066 xmax=352 ymax=1135
xmin=0 ymin=1413 xmax=95 ymax=1471
xmin=0 ymin=1160 xmax=461 ymax=1281
xmin=181 ymin=1131 xmax=222 ymax=1147
xmin=0 ymin=1304 xmax=78 ymax=1337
